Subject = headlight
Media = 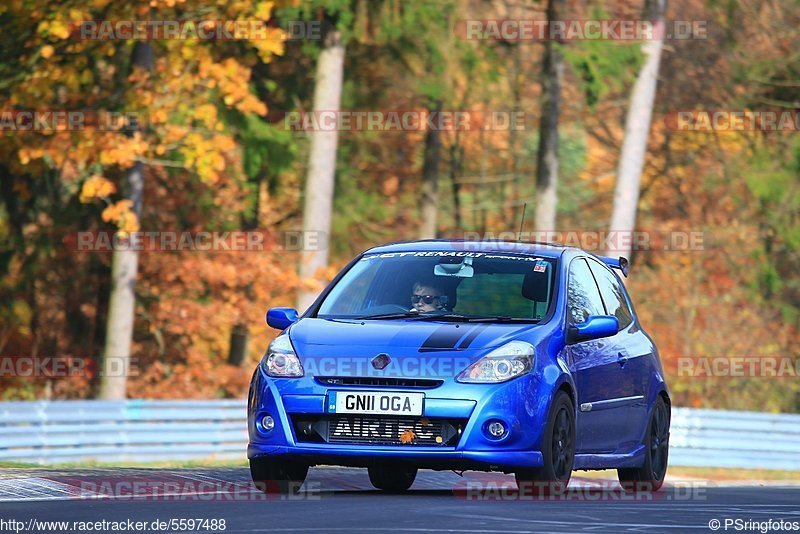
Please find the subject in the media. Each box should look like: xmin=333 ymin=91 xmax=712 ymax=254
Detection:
xmin=260 ymin=334 xmax=304 ymax=378
xmin=456 ymin=341 xmax=534 ymax=383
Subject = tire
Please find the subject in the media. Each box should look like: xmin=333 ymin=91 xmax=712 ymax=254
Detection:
xmin=250 ymin=457 xmax=309 ymax=495
xmin=515 ymin=391 xmax=575 ymax=496
xmin=368 ymin=463 xmax=418 ymax=493
xmin=618 ymin=395 xmax=670 ymax=493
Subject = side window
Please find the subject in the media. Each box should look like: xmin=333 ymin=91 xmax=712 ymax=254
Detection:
xmin=567 ymin=258 xmax=605 ymax=325
xmin=587 ymin=259 xmax=634 ymax=328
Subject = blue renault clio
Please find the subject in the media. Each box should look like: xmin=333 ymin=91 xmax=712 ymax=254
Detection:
xmin=248 ymin=240 xmax=670 ymax=494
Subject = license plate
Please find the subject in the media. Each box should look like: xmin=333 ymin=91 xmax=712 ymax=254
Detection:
xmin=327 ymin=391 xmax=424 ymax=416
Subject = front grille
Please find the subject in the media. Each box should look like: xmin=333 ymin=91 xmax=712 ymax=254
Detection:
xmin=315 ymin=377 xmax=443 ymax=389
xmin=292 ymin=415 xmax=464 ymax=446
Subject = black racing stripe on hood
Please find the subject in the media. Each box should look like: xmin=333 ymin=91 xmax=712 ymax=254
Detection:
xmin=418 ymin=324 xmax=477 ymax=352
xmin=457 ymin=323 xmax=490 ymax=349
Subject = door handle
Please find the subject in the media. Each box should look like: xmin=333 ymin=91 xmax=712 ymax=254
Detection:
xmin=617 ymin=352 xmax=627 ymax=368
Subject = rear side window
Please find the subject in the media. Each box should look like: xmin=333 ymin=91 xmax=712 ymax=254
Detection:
xmin=587 ymin=259 xmax=634 ymax=328
xmin=567 ymin=258 xmax=605 ymax=325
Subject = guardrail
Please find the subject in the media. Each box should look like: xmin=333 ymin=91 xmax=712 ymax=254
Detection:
xmin=670 ymin=407 xmax=800 ymax=471
xmin=0 ymin=400 xmax=246 ymax=465
xmin=1 ymin=401 xmax=799 ymax=470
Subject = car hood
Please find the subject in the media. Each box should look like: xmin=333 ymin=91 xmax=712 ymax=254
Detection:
xmin=291 ymin=317 xmax=541 ymax=350
xmin=285 ymin=317 xmax=545 ymax=378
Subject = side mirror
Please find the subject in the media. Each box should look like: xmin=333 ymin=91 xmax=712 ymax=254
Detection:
xmin=266 ymin=307 xmax=299 ymax=330
xmin=567 ymin=315 xmax=619 ymax=344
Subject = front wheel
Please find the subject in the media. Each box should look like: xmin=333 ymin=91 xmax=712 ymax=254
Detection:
xmin=515 ymin=390 xmax=575 ymax=495
xmin=250 ymin=457 xmax=308 ymax=495
xmin=618 ymin=395 xmax=670 ymax=492
xmin=368 ymin=463 xmax=417 ymax=493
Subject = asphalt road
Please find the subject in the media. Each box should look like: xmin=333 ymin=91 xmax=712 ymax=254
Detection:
xmin=1 ymin=467 xmax=799 ymax=533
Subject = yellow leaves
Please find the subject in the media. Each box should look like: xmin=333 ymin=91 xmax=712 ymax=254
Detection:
xmin=252 ymin=31 xmax=287 ymax=64
xmin=102 ymin=200 xmax=140 ymax=233
xmin=254 ymin=1 xmax=276 ymax=20
xmin=198 ymin=57 xmax=268 ymax=115
xmin=150 ymin=108 xmax=169 ymax=125
xmin=8 ymin=0 xmax=282 ymax=227
xmin=399 ymin=429 xmax=416 ymax=444
xmin=79 ymin=175 xmax=116 ymax=203
xmin=98 ymin=133 xmax=149 ymax=167
xmin=249 ymin=1 xmax=287 ymax=62
xmin=81 ymin=176 xmax=137 ymax=233
xmin=18 ymin=148 xmax=43 ymax=165
xmin=180 ymin=132 xmax=235 ymax=183
xmin=163 ymin=124 xmax=189 ymax=145
xmin=193 ymin=103 xmax=219 ymax=129
xmin=2 ymin=300 xmax=34 ymax=336
xmin=148 ymin=0 xmax=187 ymax=8
xmin=37 ymin=20 xmax=67 ymax=40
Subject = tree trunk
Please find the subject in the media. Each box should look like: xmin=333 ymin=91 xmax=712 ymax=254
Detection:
xmin=98 ymin=43 xmax=152 ymax=400
xmin=449 ymin=133 xmax=463 ymax=230
xmin=605 ymin=0 xmax=667 ymax=259
xmin=296 ymin=29 xmax=345 ymax=312
xmin=510 ymin=40 xmax=523 ymax=224
xmin=419 ymin=101 xmax=443 ymax=239
xmin=533 ymin=0 xmax=564 ymax=234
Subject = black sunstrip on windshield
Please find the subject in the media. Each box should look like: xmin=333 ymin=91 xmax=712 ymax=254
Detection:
xmin=316 ymin=251 xmax=557 ymax=323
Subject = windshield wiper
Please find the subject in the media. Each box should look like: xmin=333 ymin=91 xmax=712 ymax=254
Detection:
xmin=347 ymin=312 xmax=540 ymax=323
xmin=413 ymin=313 xmax=472 ymax=322
xmin=353 ymin=311 xmax=422 ymax=320
xmin=464 ymin=316 xmax=540 ymax=323
xmin=354 ymin=312 xmax=471 ymax=322
xmin=411 ymin=312 xmax=539 ymax=323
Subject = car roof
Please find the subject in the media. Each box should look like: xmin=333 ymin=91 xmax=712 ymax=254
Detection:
xmin=364 ymin=239 xmax=570 ymax=258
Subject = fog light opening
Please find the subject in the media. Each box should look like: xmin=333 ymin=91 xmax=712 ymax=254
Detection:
xmin=487 ymin=420 xmax=506 ymax=439
xmin=261 ymin=415 xmax=275 ymax=432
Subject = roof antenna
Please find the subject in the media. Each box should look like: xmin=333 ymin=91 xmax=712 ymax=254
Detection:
xmin=517 ymin=203 xmax=527 ymax=242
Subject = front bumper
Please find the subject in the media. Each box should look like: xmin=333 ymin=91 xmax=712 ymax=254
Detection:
xmin=246 ymin=444 xmax=542 ymax=470
xmin=247 ymin=366 xmax=553 ymax=471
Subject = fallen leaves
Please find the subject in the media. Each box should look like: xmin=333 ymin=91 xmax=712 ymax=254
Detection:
xmin=399 ymin=429 xmax=416 ymax=444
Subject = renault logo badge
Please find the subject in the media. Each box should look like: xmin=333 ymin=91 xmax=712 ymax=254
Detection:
xmin=371 ymin=353 xmax=391 ymax=370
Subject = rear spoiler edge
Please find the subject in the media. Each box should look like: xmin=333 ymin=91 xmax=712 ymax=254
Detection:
xmin=599 ymin=256 xmax=630 ymax=278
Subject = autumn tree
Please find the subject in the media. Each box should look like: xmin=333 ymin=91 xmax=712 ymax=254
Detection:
xmin=297 ymin=21 xmax=346 ymax=311
xmin=0 ymin=0 xmax=287 ymax=398
xmin=605 ymin=0 xmax=667 ymax=259
xmin=99 ymin=42 xmax=152 ymax=400
xmin=533 ymin=0 xmax=564 ymax=234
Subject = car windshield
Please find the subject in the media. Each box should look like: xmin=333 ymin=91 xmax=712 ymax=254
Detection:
xmin=316 ymin=251 xmax=557 ymax=322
